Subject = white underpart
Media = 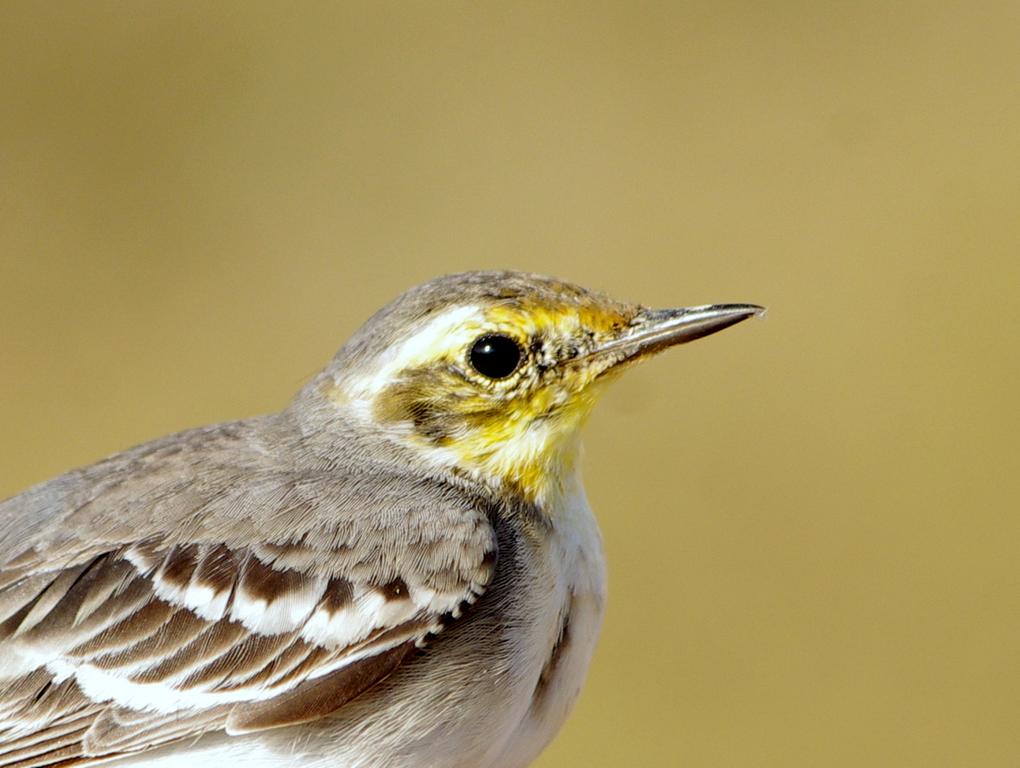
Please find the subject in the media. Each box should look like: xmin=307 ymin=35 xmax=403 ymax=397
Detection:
xmin=489 ymin=469 xmax=608 ymax=768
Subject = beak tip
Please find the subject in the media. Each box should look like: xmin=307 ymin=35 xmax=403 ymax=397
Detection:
xmin=643 ymin=302 xmax=766 ymax=346
xmin=714 ymin=303 xmax=767 ymax=319
xmin=740 ymin=305 xmax=767 ymax=323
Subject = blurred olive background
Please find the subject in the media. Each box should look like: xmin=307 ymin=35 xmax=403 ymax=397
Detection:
xmin=1 ymin=2 xmax=1018 ymax=766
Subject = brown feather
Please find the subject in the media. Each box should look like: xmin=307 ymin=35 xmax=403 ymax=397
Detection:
xmin=85 ymin=705 xmax=229 ymax=753
xmin=1 ymin=742 xmax=86 ymax=768
xmin=318 ymin=576 xmax=354 ymax=613
xmin=238 ymin=554 xmax=308 ymax=604
xmin=191 ymin=544 xmax=238 ymax=596
xmin=175 ymin=631 xmax=295 ymax=689
xmin=156 ymin=546 xmax=201 ymax=591
xmin=215 ymin=636 xmax=319 ymax=691
xmin=225 ymin=641 xmax=415 ymax=734
xmin=89 ymin=608 xmax=209 ymax=670
xmin=14 ymin=565 xmax=93 ymax=636
xmin=66 ymin=598 xmax=175 ymax=658
xmin=0 ymin=713 xmax=93 ymax=762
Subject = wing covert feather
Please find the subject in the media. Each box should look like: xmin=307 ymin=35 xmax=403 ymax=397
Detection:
xmin=0 ymin=419 xmax=498 ymax=766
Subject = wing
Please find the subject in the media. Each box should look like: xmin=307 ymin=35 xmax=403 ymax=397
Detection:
xmin=0 ymin=419 xmax=497 ymax=767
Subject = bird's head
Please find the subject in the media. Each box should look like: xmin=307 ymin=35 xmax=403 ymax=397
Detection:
xmin=318 ymin=272 xmax=762 ymax=506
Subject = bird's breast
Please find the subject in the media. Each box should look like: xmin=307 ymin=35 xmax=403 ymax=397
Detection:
xmin=489 ymin=472 xmax=608 ymax=768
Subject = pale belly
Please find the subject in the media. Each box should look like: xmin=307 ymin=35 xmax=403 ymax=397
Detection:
xmin=491 ymin=481 xmax=608 ymax=768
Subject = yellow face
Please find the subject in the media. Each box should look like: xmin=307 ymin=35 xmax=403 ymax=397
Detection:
xmin=327 ymin=278 xmax=761 ymax=507
xmin=334 ymin=297 xmax=639 ymax=504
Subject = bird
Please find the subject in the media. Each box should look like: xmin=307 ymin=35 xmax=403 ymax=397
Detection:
xmin=0 ymin=271 xmax=762 ymax=768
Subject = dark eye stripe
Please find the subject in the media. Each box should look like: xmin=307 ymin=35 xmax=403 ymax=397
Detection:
xmin=469 ymin=335 xmax=523 ymax=379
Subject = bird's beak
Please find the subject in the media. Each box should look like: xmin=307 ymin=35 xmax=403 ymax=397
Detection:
xmin=586 ymin=303 xmax=765 ymax=373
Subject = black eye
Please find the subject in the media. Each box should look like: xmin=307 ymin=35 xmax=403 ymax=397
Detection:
xmin=469 ymin=334 xmax=524 ymax=379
